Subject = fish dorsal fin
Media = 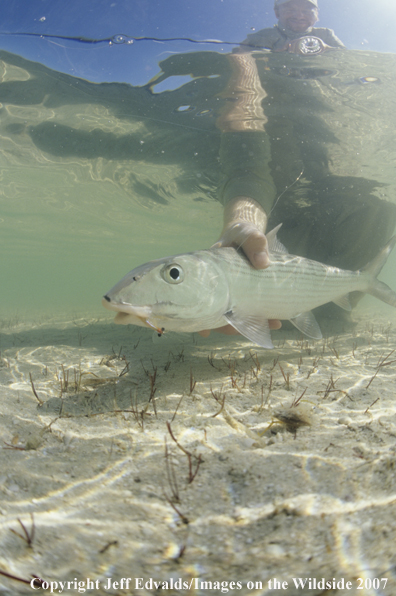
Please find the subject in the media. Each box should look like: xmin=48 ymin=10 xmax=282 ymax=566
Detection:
xmin=333 ymin=294 xmax=352 ymax=311
xmin=266 ymin=224 xmax=288 ymax=254
xmin=290 ymin=311 xmax=322 ymax=340
xmin=224 ymin=310 xmax=274 ymax=349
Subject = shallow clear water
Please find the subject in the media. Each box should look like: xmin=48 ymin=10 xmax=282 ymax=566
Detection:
xmin=0 ymin=47 xmax=225 ymax=316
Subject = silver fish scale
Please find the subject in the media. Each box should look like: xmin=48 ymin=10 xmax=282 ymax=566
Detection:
xmin=209 ymin=248 xmax=368 ymax=319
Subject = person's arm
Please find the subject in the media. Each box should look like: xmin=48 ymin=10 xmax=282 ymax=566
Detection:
xmin=198 ymin=54 xmax=282 ymax=338
xmin=212 ymin=196 xmax=270 ymax=269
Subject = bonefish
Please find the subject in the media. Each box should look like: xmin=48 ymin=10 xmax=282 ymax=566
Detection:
xmin=102 ymin=226 xmax=396 ymax=348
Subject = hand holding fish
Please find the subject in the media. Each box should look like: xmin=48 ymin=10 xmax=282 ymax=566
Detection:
xmin=213 ymin=196 xmax=270 ymax=269
xmin=211 ymin=221 xmax=270 ymax=269
xmin=200 ymin=196 xmax=281 ymax=337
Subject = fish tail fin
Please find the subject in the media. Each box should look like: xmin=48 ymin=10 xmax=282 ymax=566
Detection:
xmin=367 ymin=280 xmax=396 ymax=307
xmin=362 ymin=235 xmax=396 ymax=278
xmin=363 ymin=235 xmax=396 ymax=307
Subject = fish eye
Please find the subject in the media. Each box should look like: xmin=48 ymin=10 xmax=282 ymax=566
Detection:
xmin=161 ymin=263 xmax=184 ymax=284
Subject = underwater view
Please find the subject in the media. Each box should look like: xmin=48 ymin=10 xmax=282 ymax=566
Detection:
xmin=1 ymin=0 xmax=396 ymax=594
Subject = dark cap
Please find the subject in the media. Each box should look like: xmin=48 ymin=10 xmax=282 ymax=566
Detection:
xmin=275 ymin=0 xmax=318 ymax=7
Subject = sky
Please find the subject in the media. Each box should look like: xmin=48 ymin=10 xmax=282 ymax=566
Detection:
xmin=0 ymin=0 xmax=395 ymax=84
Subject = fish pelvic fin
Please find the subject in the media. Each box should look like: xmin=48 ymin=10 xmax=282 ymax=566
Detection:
xmin=363 ymin=235 xmax=396 ymax=308
xmin=332 ymin=294 xmax=352 ymax=311
xmin=224 ymin=310 xmax=274 ymax=349
xmin=290 ymin=311 xmax=322 ymax=340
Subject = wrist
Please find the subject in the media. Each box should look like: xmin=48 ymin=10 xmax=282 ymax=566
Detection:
xmin=223 ymin=196 xmax=268 ymax=233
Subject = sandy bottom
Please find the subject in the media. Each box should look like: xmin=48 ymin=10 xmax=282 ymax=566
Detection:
xmin=0 ymin=309 xmax=396 ymax=596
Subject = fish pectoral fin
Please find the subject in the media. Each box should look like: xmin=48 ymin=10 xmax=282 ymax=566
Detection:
xmin=290 ymin=311 xmax=322 ymax=340
xmin=332 ymin=294 xmax=352 ymax=311
xmin=224 ymin=310 xmax=274 ymax=349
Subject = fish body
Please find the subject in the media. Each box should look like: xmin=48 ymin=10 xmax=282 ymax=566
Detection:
xmin=103 ymin=228 xmax=396 ymax=348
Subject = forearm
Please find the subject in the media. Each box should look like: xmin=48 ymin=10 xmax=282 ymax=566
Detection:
xmin=219 ymin=131 xmax=277 ymax=214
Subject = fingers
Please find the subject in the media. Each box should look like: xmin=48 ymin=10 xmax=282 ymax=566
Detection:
xmin=198 ymin=329 xmax=211 ymax=337
xmin=198 ymin=325 xmax=240 ymax=337
xmin=213 ymin=222 xmax=270 ymax=270
xmin=241 ymin=229 xmax=270 ymax=269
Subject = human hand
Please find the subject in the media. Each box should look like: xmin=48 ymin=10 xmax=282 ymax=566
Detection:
xmin=199 ymin=197 xmax=281 ymax=338
xmin=211 ymin=221 xmax=270 ymax=269
xmin=212 ymin=196 xmax=271 ymax=269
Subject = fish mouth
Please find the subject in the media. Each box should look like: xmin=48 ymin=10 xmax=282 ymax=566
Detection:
xmin=102 ymin=297 xmax=158 ymax=329
xmin=102 ymin=296 xmax=150 ymax=317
